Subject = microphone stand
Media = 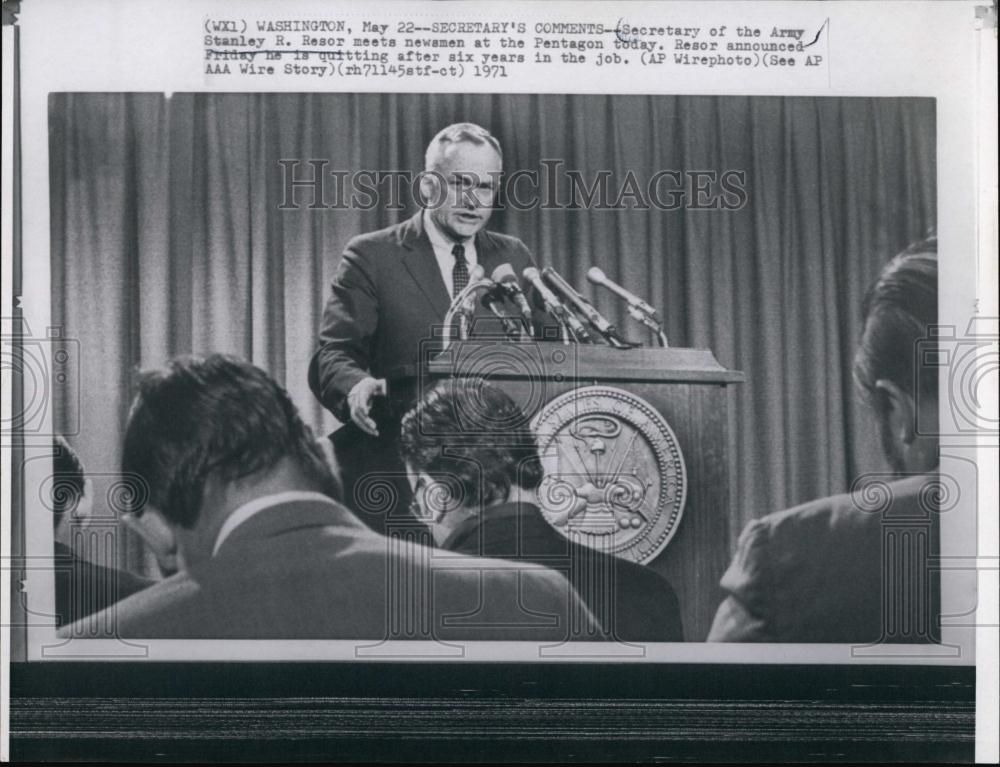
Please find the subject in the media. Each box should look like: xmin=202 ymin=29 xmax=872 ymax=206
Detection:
xmin=442 ymin=279 xmax=530 ymax=350
xmin=441 ymin=277 xmax=496 ymax=350
xmin=555 ymin=312 xmax=573 ymax=345
xmin=626 ymin=305 xmax=669 ymax=347
xmin=485 ymin=297 xmax=529 ymax=342
xmin=541 ymin=267 xmax=638 ymax=349
xmin=586 ymin=267 xmax=669 ymax=348
xmin=551 ymin=301 xmax=591 ymax=345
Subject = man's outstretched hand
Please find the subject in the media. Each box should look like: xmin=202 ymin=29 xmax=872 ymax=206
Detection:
xmin=347 ymin=376 xmax=387 ymax=436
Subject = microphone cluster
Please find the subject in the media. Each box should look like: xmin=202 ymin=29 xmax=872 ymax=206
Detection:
xmin=456 ymin=262 xmax=668 ymax=348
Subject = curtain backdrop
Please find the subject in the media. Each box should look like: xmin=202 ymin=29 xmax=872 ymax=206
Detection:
xmin=49 ymin=93 xmax=936 ymax=573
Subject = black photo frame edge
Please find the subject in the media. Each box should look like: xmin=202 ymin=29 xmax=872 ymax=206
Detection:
xmin=9 ymin=661 xmax=976 ymax=763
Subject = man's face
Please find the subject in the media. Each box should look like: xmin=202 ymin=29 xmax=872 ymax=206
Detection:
xmin=872 ymin=384 xmax=939 ymax=475
xmin=122 ymin=506 xmax=184 ymax=577
xmin=53 ymin=486 xmax=93 ymax=547
xmin=406 ymin=465 xmax=455 ymax=546
xmin=423 ymin=140 xmax=502 ymax=242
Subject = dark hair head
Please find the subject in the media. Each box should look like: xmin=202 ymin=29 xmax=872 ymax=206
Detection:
xmin=52 ymin=435 xmax=85 ymax=531
xmin=398 ymin=379 xmax=543 ymax=509
xmin=853 ymin=237 xmax=938 ymax=409
xmin=122 ymin=354 xmax=339 ymax=528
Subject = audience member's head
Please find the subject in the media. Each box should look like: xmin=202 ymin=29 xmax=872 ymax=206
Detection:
xmin=853 ymin=237 xmax=939 ymax=473
xmin=51 ymin=435 xmax=91 ymax=542
xmin=121 ymin=354 xmax=340 ymax=573
xmin=399 ymin=378 xmax=543 ymax=545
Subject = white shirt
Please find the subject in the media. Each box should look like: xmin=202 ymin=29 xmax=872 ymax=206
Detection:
xmin=211 ymin=491 xmax=337 ymax=557
xmin=422 ymin=209 xmax=479 ymax=299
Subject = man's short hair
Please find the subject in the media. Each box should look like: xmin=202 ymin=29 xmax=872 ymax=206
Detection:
xmin=853 ymin=237 xmax=938 ymax=408
xmin=52 ymin=435 xmax=85 ymax=531
xmin=122 ymin=354 xmax=340 ymax=528
xmin=399 ymin=379 xmax=543 ymax=509
xmin=424 ymin=122 xmax=503 ymax=170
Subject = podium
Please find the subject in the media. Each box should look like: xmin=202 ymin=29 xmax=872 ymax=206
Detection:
xmin=383 ymin=339 xmax=744 ymax=642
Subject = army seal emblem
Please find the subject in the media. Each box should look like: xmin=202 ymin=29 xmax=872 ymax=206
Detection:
xmin=530 ymin=385 xmax=687 ymax=564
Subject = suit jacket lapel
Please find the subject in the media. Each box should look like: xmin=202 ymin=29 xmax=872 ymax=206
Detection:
xmin=400 ymin=211 xmax=451 ymax=318
xmin=445 ymin=502 xmax=554 ymax=558
xmin=475 ymin=228 xmax=506 ymax=281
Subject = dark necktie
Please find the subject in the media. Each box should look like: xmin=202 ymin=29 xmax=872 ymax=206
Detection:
xmin=451 ymin=243 xmax=469 ymax=297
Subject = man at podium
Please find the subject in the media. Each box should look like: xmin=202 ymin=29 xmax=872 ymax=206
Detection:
xmin=308 ymin=122 xmax=545 ymax=529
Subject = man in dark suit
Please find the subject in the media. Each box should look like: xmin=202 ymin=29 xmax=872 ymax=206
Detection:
xmin=308 ymin=123 xmax=547 ymax=529
xmin=399 ymin=378 xmax=685 ymax=642
xmin=51 ymin=436 xmax=154 ymax=628
xmin=64 ymin=354 xmax=595 ymax=641
xmin=709 ymin=240 xmax=941 ymax=643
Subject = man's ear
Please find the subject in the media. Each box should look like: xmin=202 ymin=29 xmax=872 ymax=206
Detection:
xmin=419 ymin=471 xmax=464 ymax=521
xmin=122 ymin=508 xmax=181 ymax=576
xmin=874 ymin=378 xmax=917 ymax=445
xmin=74 ymin=486 xmax=94 ymax=524
xmin=419 ymin=170 xmax=444 ymax=209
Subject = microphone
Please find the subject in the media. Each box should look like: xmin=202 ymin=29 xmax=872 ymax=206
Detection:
xmin=461 ymin=264 xmax=487 ymax=309
xmin=541 ymin=267 xmax=634 ymax=347
xmin=586 ymin=267 xmax=658 ymax=318
xmin=587 ymin=266 xmax=669 ymax=347
xmin=479 ymin=290 xmax=525 ymax=341
xmin=490 ymin=263 xmax=534 ymax=326
xmin=523 ymin=267 xmax=593 ymax=343
xmin=479 ymin=265 xmax=523 ymax=329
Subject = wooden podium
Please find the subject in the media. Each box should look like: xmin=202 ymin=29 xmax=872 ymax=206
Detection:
xmin=385 ymin=339 xmax=744 ymax=642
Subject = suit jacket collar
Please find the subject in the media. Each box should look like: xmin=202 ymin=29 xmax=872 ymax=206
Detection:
xmin=399 ymin=210 xmax=509 ymax=318
xmin=442 ymin=501 xmax=558 ymax=558
xmin=215 ymin=498 xmax=371 ymax=557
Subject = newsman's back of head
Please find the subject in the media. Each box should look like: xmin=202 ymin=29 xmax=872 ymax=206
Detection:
xmin=122 ymin=354 xmax=338 ymax=528
xmin=399 ymin=378 xmax=543 ymax=508
xmin=853 ymin=237 xmax=938 ymax=407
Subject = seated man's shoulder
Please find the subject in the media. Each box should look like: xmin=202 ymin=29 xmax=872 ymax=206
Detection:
xmin=429 ymin=548 xmax=578 ymax=603
xmin=59 ymin=571 xmax=201 ymax=638
xmin=431 ymin=546 xmax=566 ymax=578
xmin=764 ymin=473 xmax=936 ymax=546
xmin=429 ymin=551 xmax=593 ymax=640
xmin=606 ymin=559 xmax=683 ymax=641
xmin=713 ymin=473 xmax=938 ymax=642
xmin=741 ymin=494 xmax=872 ymax=579
xmin=620 ymin=558 xmax=679 ymax=599
xmin=727 ymin=472 xmax=937 ymax=596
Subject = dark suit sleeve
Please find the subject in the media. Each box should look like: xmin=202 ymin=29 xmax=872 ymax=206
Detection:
xmin=309 ymin=240 xmax=380 ymax=422
xmin=655 ymin=581 xmax=685 ymax=642
xmin=707 ymin=519 xmax=774 ymax=642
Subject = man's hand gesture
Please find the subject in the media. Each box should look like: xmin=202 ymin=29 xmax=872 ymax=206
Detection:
xmin=347 ymin=377 xmax=388 ymax=436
